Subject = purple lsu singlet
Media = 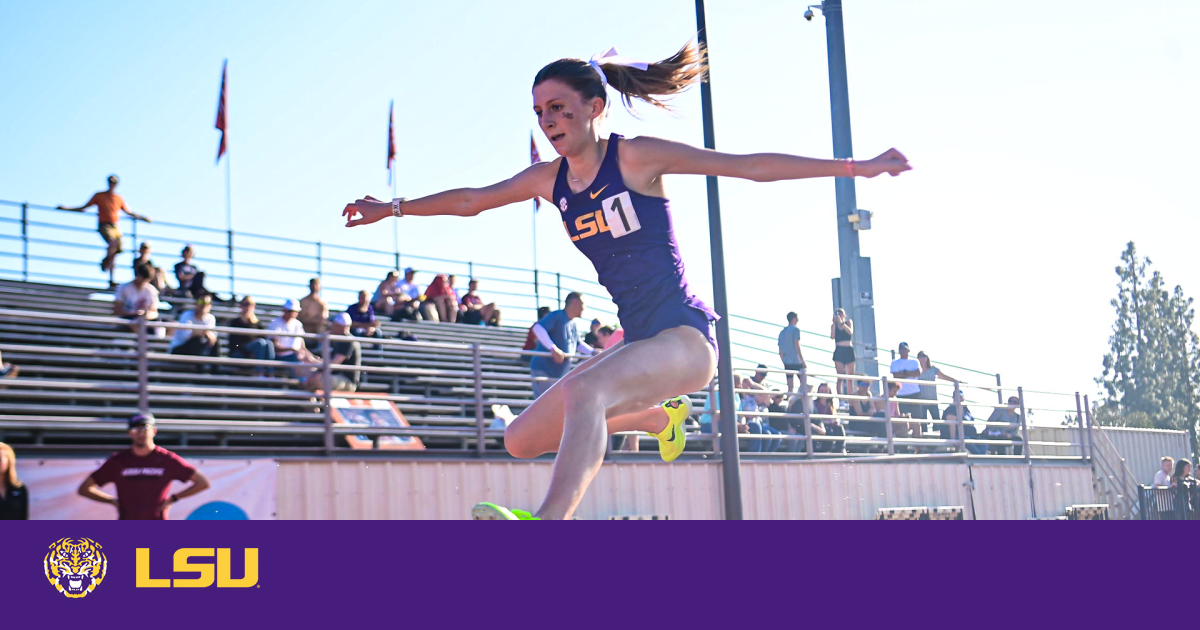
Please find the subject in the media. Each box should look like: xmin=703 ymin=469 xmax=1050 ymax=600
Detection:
xmin=553 ymin=134 xmax=718 ymax=351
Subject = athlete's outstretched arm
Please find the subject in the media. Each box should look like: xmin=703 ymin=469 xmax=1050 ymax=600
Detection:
xmin=343 ymin=161 xmax=555 ymax=227
xmin=627 ymin=136 xmax=911 ymax=182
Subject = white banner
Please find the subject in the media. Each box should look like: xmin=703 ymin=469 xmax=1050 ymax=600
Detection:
xmin=22 ymin=457 xmax=277 ymax=520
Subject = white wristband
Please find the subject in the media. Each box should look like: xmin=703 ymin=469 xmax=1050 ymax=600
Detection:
xmin=391 ymin=197 xmax=406 ymax=218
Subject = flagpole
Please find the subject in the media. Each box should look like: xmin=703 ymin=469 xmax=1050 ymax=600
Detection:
xmin=392 ymin=172 xmax=399 ymax=269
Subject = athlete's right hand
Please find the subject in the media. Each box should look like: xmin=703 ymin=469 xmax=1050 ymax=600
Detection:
xmin=343 ymin=195 xmax=391 ymax=227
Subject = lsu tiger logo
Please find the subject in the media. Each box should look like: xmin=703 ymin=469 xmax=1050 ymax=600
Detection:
xmin=44 ymin=537 xmax=107 ymax=598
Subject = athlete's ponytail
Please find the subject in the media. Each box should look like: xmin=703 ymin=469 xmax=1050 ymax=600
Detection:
xmin=533 ymin=40 xmax=708 ymax=113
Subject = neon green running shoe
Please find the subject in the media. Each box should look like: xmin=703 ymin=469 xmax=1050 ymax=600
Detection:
xmin=647 ymin=395 xmax=693 ymax=463
xmin=471 ymin=502 xmax=538 ymax=520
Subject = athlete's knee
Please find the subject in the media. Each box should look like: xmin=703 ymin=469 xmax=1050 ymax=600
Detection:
xmin=503 ymin=422 xmax=542 ymax=459
xmin=559 ymin=371 xmax=603 ymax=413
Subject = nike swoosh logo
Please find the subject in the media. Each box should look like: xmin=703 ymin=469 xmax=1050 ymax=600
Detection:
xmin=589 ymin=184 xmax=609 ymax=199
xmin=666 ymin=426 xmax=676 ymax=443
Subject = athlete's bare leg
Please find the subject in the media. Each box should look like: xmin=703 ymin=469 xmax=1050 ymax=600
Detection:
xmin=507 ymin=326 xmax=716 ymax=520
xmin=505 ymin=339 xmax=679 ymax=458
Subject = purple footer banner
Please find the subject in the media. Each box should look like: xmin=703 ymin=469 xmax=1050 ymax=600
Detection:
xmin=0 ymin=521 xmax=1173 ymax=627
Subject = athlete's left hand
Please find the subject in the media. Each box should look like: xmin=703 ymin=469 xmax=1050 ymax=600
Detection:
xmin=343 ymin=195 xmax=392 ymax=227
xmin=857 ymin=149 xmax=911 ymax=178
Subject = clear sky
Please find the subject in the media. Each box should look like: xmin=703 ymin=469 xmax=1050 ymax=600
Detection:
xmin=1 ymin=0 xmax=1197 ymax=420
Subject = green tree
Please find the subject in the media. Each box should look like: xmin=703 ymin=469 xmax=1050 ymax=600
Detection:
xmin=1097 ymin=242 xmax=1199 ymax=453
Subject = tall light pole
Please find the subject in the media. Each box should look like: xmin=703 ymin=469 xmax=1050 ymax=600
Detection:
xmin=695 ymin=0 xmax=743 ymax=520
xmin=810 ymin=0 xmax=880 ymax=377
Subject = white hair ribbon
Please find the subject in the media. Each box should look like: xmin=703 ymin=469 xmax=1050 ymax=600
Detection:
xmin=587 ymin=47 xmax=650 ymax=89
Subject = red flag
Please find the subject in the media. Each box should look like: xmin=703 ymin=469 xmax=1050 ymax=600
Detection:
xmin=530 ymin=133 xmax=541 ymax=211
xmin=215 ymin=60 xmax=228 ymax=163
xmin=387 ymin=100 xmax=396 ymax=185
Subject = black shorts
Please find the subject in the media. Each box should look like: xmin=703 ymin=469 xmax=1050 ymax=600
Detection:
xmin=461 ymin=310 xmax=485 ymax=325
xmin=833 ymin=346 xmax=856 ymax=364
xmin=783 ymin=362 xmax=806 ymax=375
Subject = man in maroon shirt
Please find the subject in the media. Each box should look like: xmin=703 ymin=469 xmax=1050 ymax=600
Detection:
xmin=77 ymin=413 xmax=210 ymax=520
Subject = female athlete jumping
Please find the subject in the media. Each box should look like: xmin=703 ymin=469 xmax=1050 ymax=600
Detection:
xmin=342 ymin=42 xmax=910 ymax=520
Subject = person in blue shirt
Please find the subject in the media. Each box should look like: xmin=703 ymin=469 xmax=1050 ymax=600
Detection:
xmin=529 ymin=292 xmax=594 ymax=398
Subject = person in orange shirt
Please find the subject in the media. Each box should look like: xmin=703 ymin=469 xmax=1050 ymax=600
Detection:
xmin=57 ymin=175 xmax=152 ymax=288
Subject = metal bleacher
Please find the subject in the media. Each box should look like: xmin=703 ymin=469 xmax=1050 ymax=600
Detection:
xmin=0 ymin=278 xmax=564 ymax=455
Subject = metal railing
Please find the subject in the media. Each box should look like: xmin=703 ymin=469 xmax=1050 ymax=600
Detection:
xmin=0 ymin=198 xmax=1003 ymax=388
xmin=1137 ymin=485 xmax=1199 ymax=520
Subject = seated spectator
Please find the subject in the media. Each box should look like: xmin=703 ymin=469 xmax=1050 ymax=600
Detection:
xmin=584 ymin=319 xmax=602 ymax=348
xmin=173 ymin=245 xmax=208 ymax=299
xmin=739 ymin=376 xmax=781 ymax=453
xmin=0 ymin=348 xmax=17 ymax=380
xmin=346 ymin=291 xmax=385 ymax=340
xmin=0 ymin=441 xmax=28 ymax=520
xmin=390 ymin=268 xmax=430 ymax=322
xmin=227 ymin=296 xmax=274 ymax=377
xmin=751 ymin=364 xmax=769 ymax=387
xmin=168 ymin=296 xmax=219 ymax=371
xmin=460 ymin=279 xmax=501 ymax=326
xmin=594 ymin=325 xmax=615 ymax=351
xmin=874 ymin=380 xmax=907 ymax=437
xmin=304 ymin=313 xmax=361 ymax=393
xmin=448 ymin=275 xmax=465 ymax=302
xmin=700 ymin=378 xmax=739 ymax=434
xmin=982 ymin=396 xmax=1024 ymax=455
xmin=113 ymin=265 xmax=160 ymax=329
xmin=845 ymin=378 xmax=874 ymax=426
xmin=270 ymin=299 xmax=317 ymax=372
xmin=132 ymin=242 xmax=169 ymax=293
xmin=811 ymin=382 xmax=846 ymax=453
xmin=424 ymin=274 xmax=458 ymax=323
xmin=1154 ymin=456 xmax=1175 ymax=487
xmin=298 ymin=278 xmax=329 ymax=334
xmin=372 ymin=271 xmax=400 ymax=316
xmin=942 ymin=390 xmax=985 ymax=454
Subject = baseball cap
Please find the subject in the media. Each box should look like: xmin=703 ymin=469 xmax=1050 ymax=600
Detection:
xmin=129 ymin=412 xmax=156 ymax=428
xmin=899 ymin=342 xmax=909 ymax=351
xmin=403 ymin=267 xmax=415 ymax=275
xmin=329 ymin=312 xmax=352 ymax=326
xmin=282 ymin=299 xmax=301 ymax=312
xmin=107 ymin=174 xmax=119 ymax=185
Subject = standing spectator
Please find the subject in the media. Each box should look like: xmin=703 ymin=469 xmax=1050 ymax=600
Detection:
xmin=304 ymin=313 xmax=361 ymax=393
xmin=460 ymin=279 xmax=502 ymax=326
xmin=0 ymin=442 xmax=28 ymax=520
xmin=77 ymin=413 xmax=211 ymax=520
xmin=942 ymin=389 xmax=985 ymax=454
xmin=298 ymin=278 xmax=329 ymax=334
xmin=57 ymin=174 xmax=152 ymax=288
xmin=890 ymin=343 xmax=923 ymax=438
xmin=346 ymin=291 xmax=385 ymax=340
xmin=830 ymin=308 xmax=856 ymax=399
xmin=529 ymin=292 xmax=592 ymax=398
xmin=778 ymin=312 xmax=806 ymax=393
xmin=915 ymin=351 xmax=958 ymax=430
xmin=1154 ymin=457 xmax=1175 ymax=487
xmin=168 ymin=296 xmax=219 ymax=371
xmin=391 ymin=268 xmax=426 ymax=321
xmin=112 ymin=265 xmax=160 ymax=329
xmin=424 ymin=274 xmax=458 ymax=323
xmin=132 ymin=242 xmax=169 ymax=293
xmin=1171 ymin=459 xmax=1195 ymax=520
xmin=227 ymin=296 xmax=274 ymax=377
xmin=270 ymin=299 xmax=318 ymax=370
xmin=173 ymin=245 xmax=209 ymax=299
xmin=372 ymin=271 xmax=401 ymax=316
xmin=982 ymin=396 xmax=1024 ymax=455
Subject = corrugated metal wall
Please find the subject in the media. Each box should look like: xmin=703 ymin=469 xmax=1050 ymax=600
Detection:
xmin=1029 ymin=426 xmax=1190 ymax=486
xmin=276 ymin=460 xmax=724 ymax=520
xmin=970 ymin=463 xmax=1096 ymax=520
xmin=277 ymin=458 xmax=1097 ymax=520
xmin=739 ymin=460 xmax=973 ymax=520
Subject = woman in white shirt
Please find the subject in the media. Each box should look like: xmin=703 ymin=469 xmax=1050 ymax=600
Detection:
xmin=168 ymin=296 xmax=218 ymax=371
